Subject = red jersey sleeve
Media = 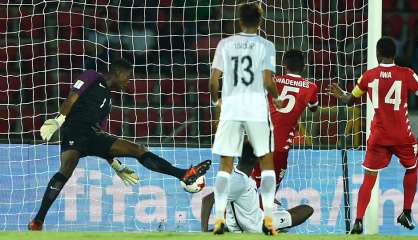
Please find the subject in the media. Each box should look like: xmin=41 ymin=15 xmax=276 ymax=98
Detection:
xmin=406 ymin=68 xmax=418 ymax=94
xmin=356 ymin=72 xmax=368 ymax=91
xmin=308 ymin=83 xmax=319 ymax=108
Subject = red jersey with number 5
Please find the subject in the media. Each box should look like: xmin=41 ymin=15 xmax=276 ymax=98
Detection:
xmin=357 ymin=64 xmax=418 ymax=145
xmin=268 ymin=74 xmax=318 ymax=151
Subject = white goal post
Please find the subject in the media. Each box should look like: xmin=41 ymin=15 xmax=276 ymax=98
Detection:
xmin=364 ymin=0 xmax=382 ymax=235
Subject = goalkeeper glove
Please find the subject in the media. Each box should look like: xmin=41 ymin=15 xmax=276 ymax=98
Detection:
xmin=111 ymin=158 xmax=139 ymax=186
xmin=40 ymin=114 xmax=66 ymax=141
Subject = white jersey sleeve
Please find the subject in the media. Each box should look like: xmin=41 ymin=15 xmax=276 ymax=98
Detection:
xmin=263 ymin=42 xmax=276 ymax=72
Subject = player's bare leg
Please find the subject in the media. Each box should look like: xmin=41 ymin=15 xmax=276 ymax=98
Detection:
xmin=397 ymin=166 xmax=417 ymax=230
xmin=109 ymin=139 xmax=211 ymax=185
xmin=28 ymin=150 xmax=81 ymax=231
xmin=259 ymin=152 xmax=277 ymax=236
xmin=284 ymin=205 xmax=314 ymax=229
xmin=213 ymin=156 xmax=233 ymax=235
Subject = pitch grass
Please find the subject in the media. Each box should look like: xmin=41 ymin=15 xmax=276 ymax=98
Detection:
xmin=0 ymin=232 xmax=416 ymax=240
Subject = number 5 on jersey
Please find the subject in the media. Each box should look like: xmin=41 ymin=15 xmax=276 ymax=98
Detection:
xmin=368 ymin=79 xmax=401 ymax=110
xmin=278 ymin=86 xmax=300 ymax=113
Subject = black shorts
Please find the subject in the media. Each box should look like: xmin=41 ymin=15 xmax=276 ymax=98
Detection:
xmin=61 ymin=126 xmax=117 ymax=159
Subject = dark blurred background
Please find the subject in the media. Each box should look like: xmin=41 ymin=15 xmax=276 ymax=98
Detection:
xmin=0 ymin=0 xmax=416 ymax=147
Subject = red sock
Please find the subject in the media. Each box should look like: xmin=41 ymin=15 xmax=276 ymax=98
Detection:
xmin=403 ymin=167 xmax=417 ymax=210
xmin=356 ymin=173 xmax=377 ymax=220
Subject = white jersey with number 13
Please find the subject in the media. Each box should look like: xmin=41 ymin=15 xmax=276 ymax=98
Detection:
xmin=212 ymin=33 xmax=276 ymax=122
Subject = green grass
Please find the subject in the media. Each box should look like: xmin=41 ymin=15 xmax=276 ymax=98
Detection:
xmin=0 ymin=232 xmax=416 ymax=240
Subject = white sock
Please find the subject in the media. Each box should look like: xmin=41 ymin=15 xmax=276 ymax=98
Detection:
xmin=214 ymin=171 xmax=231 ymax=220
xmin=260 ymin=170 xmax=276 ymax=218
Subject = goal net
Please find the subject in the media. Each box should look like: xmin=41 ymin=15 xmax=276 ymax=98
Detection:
xmin=2 ymin=0 xmax=407 ymax=235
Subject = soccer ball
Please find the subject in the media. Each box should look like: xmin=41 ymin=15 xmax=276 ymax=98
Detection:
xmin=180 ymin=176 xmax=205 ymax=193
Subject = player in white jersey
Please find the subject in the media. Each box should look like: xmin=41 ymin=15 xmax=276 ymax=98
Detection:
xmin=201 ymin=143 xmax=314 ymax=233
xmin=209 ymin=3 xmax=281 ymax=235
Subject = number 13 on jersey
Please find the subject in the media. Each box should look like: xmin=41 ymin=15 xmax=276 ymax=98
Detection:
xmin=368 ymin=79 xmax=402 ymax=111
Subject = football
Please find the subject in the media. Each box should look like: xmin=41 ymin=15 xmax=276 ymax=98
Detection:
xmin=180 ymin=176 xmax=205 ymax=193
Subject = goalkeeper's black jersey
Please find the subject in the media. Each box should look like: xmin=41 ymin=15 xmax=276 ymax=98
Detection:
xmin=62 ymin=70 xmax=112 ymax=130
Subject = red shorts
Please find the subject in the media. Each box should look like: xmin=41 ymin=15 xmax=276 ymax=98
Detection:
xmin=363 ymin=143 xmax=418 ymax=171
xmin=251 ymin=150 xmax=289 ymax=188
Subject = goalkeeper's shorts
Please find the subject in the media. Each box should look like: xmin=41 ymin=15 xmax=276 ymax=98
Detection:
xmin=60 ymin=126 xmax=117 ymax=159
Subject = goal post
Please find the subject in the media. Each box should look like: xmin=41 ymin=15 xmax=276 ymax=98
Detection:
xmin=364 ymin=0 xmax=382 ymax=235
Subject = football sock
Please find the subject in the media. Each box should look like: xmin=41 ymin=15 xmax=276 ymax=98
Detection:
xmin=34 ymin=172 xmax=69 ymax=222
xmin=214 ymin=171 xmax=231 ymax=220
xmin=356 ymin=173 xmax=377 ymax=220
xmin=275 ymin=160 xmax=287 ymax=191
xmin=275 ymin=168 xmax=286 ymax=192
xmin=137 ymin=152 xmax=186 ymax=180
xmin=260 ymin=170 xmax=276 ymax=217
xmin=403 ymin=167 xmax=417 ymax=210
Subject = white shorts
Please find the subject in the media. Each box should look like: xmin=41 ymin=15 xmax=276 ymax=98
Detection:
xmin=212 ymin=120 xmax=274 ymax=157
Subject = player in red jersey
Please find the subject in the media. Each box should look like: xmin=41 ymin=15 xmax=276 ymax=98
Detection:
xmin=251 ymin=49 xmax=318 ymax=190
xmin=329 ymin=37 xmax=418 ymax=234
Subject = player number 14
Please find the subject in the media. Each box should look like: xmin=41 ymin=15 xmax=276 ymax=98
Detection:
xmin=368 ymin=79 xmax=402 ymax=111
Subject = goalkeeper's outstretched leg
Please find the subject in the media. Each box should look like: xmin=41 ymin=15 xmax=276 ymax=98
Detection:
xmin=108 ymin=139 xmax=211 ymax=185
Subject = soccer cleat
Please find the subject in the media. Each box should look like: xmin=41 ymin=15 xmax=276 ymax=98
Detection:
xmin=213 ymin=218 xmax=225 ymax=235
xmin=397 ymin=210 xmax=415 ymax=230
xmin=28 ymin=219 xmax=43 ymax=231
xmin=181 ymin=160 xmax=211 ymax=185
xmin=350 ymin=219 xmax=363 ymax=234
xmin=262 ymin=216 xmax=278 ymax=236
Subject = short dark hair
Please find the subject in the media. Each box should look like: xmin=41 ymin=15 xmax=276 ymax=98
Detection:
xmin=283 ymin=49 xmax=304 ymax=73
xmin=109 ymin=58 xmax=132 ymax=74
xmin=239 ymin=3 xmax=263 ymax=28
xmin=376 ymin=37 xmax=396 ymax=59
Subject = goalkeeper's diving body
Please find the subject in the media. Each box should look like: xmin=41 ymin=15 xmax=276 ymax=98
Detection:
xmin=28 ymin=59 xmax=211 ymax=231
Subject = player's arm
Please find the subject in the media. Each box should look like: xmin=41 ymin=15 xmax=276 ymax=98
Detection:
xmin=308 ymin=85 xmax=319 ymax=112
xmin=59 ymin=91 xmax=79 ymax=116
xmin=263 ymin=43 xmax=281 ymax=109
xmin=209 ymin=40 xmax=224 ymax=107
xmin=40 ymin=70 xmax=96 ymax=141
xmin=328 ymin=75 xmax=367 ymax=105
xmin=407 ymin=68 xmax=418 ymax=95
xmin=263 ymin=70 xmax=281 ymax=109
xmin=201 ymin=192 xmax=215 ymax=232
xmin=327 ymin=83 xmax=355 ymax=105
xmin=263 ymin=70 xmax=279 ymax=99
xmin=39 ymin=90 xmax=79 ymax=141
xmin=209 ymin=68 xmax=222 ymax=107
xmin=327 ymin=83 xmax=365 ymax=106
xmin=105 ymin=158 xmax=139 ymax=186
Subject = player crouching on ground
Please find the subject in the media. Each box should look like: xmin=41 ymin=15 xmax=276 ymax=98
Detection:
xmin=28 ymin=59 xmax=211 ymax=231
xmin=328 ymin=37 xmax=418 ymax=234
xmin=201 ymin=142 xmax=314 ymax=233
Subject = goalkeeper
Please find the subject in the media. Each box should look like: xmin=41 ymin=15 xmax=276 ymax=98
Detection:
xmin=28 ymin=59 xmax=211 ymax=231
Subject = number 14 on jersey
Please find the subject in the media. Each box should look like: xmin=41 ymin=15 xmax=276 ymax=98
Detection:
xmin=368 ymin=79 xmax=402 ymax=111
